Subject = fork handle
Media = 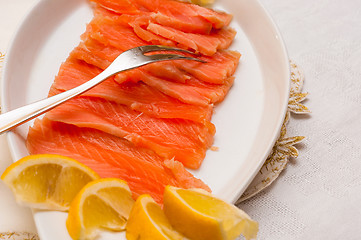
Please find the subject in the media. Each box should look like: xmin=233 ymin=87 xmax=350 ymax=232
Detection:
xmin=0 ymin=45 xmax=200 ymax=135
xmin=0 ymin=69 xmax=113 ymax=135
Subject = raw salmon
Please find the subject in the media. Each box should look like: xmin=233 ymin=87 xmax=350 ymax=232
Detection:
xmin=172 ymin=50 xmax=241 ymax=84
xmin=91 ymin=0 xmax=233 ymax=32
xmin=45 ymin=94 xmax=215 ymax=169
xmin=144 ymin=50 xmax=241 ymax=85
xmin=69 ymin=38 xmax=236 ymax=106
xmin=74 ymin=33 xmax=240 ymax=85
xmin=145 ymin=22 xmax=236 ymax=55
xmin=27 ymin=118 xmax=210 ymax=203
xmin=49 ymin=59 xmax=213 ymax=123
xmin=80 ymin=38 xmax=189 ymax=84
xmin=86 ymin=11 xmax=235 ymax=56
xmin=83 ymin=15 xmax=150 ymax=51
xmin=121 ymin=69 xmax=234 ymax=106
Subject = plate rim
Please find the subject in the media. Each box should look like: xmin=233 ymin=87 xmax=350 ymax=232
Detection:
xmin=1 ymin=0 xmax=289 ymax=237
xmin=223 ymin=0 xmax=291 ymax=202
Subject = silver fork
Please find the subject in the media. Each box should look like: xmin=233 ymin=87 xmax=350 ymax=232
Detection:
xmin=0 ymin=45 xmax=204 ymax=134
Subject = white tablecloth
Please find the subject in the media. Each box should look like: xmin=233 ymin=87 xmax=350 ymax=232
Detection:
xmin=1 ymin=0 xmax=361 ymax=239
xmin=0 ymin=1 xmax=39 ymax=236
xmin=238 ymin=0 xmax=361 ymax=239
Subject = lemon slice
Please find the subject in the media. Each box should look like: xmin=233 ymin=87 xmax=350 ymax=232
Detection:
xmin=66 ymin=178 xmax=135 ymax=240
xmin=163 ymin=186 xmax=259 ymax=240
xmin=190 ymin=0 xmax=215 ymax=6
xmin=1 ymin=154 xmax=99 ymax=211
xmin=180 ymin=0 xmax=215 ymax=6
xmin=126 ymin=194 xmax=186 ymax=240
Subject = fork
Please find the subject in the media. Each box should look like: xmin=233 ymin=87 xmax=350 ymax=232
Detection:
xmin=0 ymin=45 xmax=204 ymax=134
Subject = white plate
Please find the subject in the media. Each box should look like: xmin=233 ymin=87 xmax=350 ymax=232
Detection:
xmin=1 ymin=0 xmax=289 ymax=239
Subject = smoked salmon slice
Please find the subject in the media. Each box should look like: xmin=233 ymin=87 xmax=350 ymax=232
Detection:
xmin=145 ymin=22 xmax=236 ymax=56
xmin=91 ymin=0 xmax=232 ymax=32
xmin=86 ymin=11 xmax=235 ymax=56
xmin=27 ymin=118 xmax=210 ymax=203
xmin=49 ymin=59 xmax=213 ymax=123
xmin=75 ymin=31 xmax=240 ymax=85
xmin=45 ymin=94 xmax=215 ymax=169
xmin=70 ymin=38 xmax=236 ymax=106
xmin=172 ymin=50 xmax=241 ymax=84
xmin=120 ymin=69 xmax=234 ymax=106
xmin=83 ymin=15 xmax=151 ymax=51
xmin=78 ymin=9 xmax=240 ymax=84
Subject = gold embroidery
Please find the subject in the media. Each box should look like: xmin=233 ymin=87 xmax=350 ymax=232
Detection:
xmin=289 ymin=92 xmax=310 ymax=114
xmin=0 ymin=52 xmax=4 ymax=62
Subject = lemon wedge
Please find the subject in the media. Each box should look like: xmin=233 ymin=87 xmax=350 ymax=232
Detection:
xmin=66 ymin=178 xmax=135 ymax=240
xmin=163 ymin=186 xmax=259 ymax=240
xmin=126 ymin=194 xmax=186 ymax=240
xmin=190 ymin=0 xmax=215 ymax=6
xmin=1 ymin=154 xmax=99 ymax=211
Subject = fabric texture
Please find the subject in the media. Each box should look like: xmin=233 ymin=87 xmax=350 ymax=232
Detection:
xmin=237 ymin=0 xmax=361 ymax=239
xmin=0 ymin=1 xmax=39 ymax=237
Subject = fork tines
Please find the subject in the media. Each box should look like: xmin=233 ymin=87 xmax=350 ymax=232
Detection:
xmin=139 ymin=45 xmax=205 ymax=63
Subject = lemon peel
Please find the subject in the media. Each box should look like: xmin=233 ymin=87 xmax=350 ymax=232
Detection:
xmin=1 ymin=154 xmax=99 ymax=211
xmin=126 ymin=194 xmax=186 ymax=240
xmin=66 ymin=178 xmax=135 ymax=240
xmin=163 ymin=186 xmax=259 ymax=240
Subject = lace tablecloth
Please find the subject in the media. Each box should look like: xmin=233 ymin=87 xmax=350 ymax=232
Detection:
xmin=1 ymin=0 xmax=361 ymax=239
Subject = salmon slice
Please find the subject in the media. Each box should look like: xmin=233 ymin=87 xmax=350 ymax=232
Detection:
xmin=83 ymin=15 xmax=147 ymax=51
xmin=90 ymin=0 xmax=142 ymax=15
xmin=73 ymin=34 xmax=239 ymax=85
xmin=80 ymin=10 xmax=239 ymax=82
xmin=146 ymin=22 xmax=236 ymax=56
xmin=117 ymin=50 xmax=241 ymax=85
xmin=70 ymin=38 xmax=235 ymax=106
xmin=89 ymin=7 xmax=240 ymax=83
xmin=27 ymin=118 xmax=210 ymax=203
xmin=95 ymin=6 xmax=212 ymax=35
xmin=45 ymin=95 xmax=215 ymax=169
xmin=91 ymin=10 xmax=180 ymax=47
xmin=87 ymin=11 xmax=235 ymax=56
xmin=91 ymin=0 xmax=232 ymax=32
xmin=150 ymin=12 xmax=212 ymax=34
xmin=143 ymin=61 xmax=190 ymax=83
xmin=134 ymin=0 xmax=233 ymax=29
xmin=118 ymin=70 xmax=235 ymax=106
xmin=130 ymin=15 xmax=179 ymax=46
xmin=173 ymin=50 xmax=241 ymax=84
xmin=71 ymin=37 xmax=189 ymax=83
xmin=49 ymin=59 xmax=213 ymax=123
